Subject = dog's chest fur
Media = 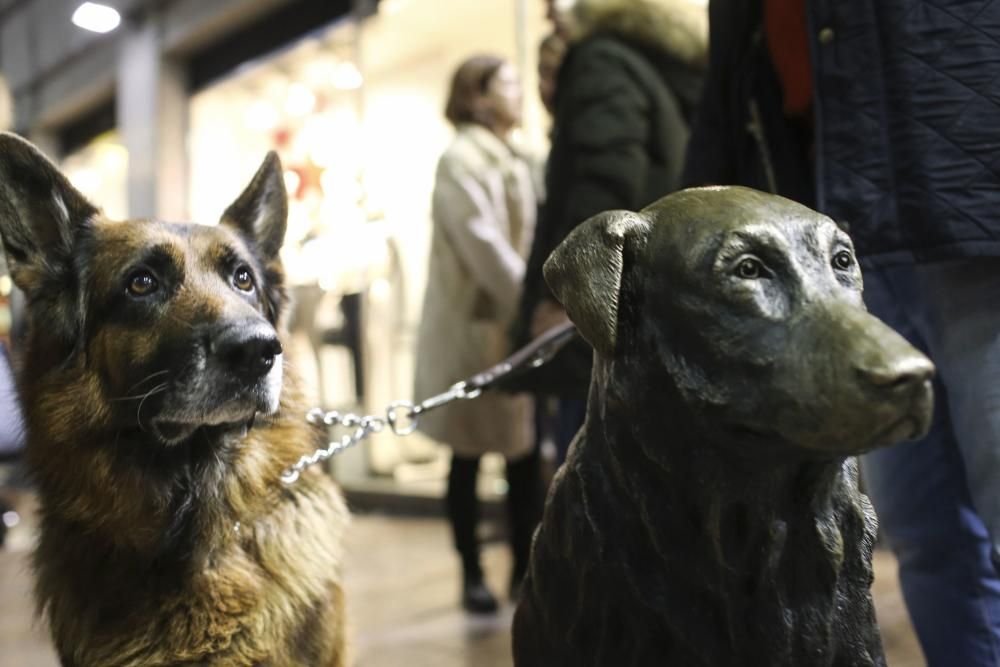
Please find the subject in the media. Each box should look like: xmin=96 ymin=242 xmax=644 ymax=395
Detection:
xmin=28 ymin=394 xmax=348 ymax=667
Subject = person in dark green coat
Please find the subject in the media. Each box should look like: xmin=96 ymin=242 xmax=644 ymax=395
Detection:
xmin=511 ymin=0 xmax=705 ymax=461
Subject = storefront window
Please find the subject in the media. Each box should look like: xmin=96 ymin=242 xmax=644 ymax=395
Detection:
xmin=62 ymin=132 xmax=128 ymax=221
xmin=188 ymin=0 xmax=547 ymax=480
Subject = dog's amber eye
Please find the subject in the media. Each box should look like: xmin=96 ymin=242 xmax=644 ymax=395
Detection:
xmin=127 ymin=271 xmax=158 ymax=297
xmin=832 ymin=250 xmax=854 ymax=271
xmin=234 ymin=266 xmax=254 ymax=292
xmin=735 ymin=257 xmax=764 ymax=279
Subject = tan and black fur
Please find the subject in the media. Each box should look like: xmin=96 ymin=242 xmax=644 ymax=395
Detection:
xmin=0 ymin=132 xmax=348 ymax=666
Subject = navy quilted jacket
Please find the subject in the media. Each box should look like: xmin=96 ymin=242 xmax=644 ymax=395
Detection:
xmin=685 ymin=0 xmax=1000 ymax=267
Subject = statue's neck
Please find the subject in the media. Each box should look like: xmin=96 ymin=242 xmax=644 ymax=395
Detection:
xmin=576 ymin=388 xmax=850 ymax=579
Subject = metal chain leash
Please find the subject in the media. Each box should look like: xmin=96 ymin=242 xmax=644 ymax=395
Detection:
xmin=280 ymin=321 xmax=577 ymax=485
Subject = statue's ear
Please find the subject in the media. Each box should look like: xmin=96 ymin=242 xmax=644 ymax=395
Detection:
xmin=543 ymin=210 xmax=649 ymax=358
xmin=220 ymin=151 xmax=287 ymax=262
xmin=0 ymin=131 xmax=99 ymax=294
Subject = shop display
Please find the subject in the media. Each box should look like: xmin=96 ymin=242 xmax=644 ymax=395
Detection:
xmin=512 ymin=187 xmax=935 ymax=666
xmin=188 ymin=0 xmax=549 ymax=477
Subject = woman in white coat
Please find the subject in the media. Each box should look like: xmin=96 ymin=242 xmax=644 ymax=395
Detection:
xmin=415 ymin=55 xmax=541 ymax=614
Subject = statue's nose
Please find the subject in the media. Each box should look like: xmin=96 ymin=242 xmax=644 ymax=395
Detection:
xmin=855 ymin=353 xmax=935 ymax=393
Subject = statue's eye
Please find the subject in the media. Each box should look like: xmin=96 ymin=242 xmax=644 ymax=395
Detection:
xmin=127 ymin=270 xmax=159 ymax=297
xmin=735 ymin=257 xmax=765 ymax=280
xmin=234 ymin=266 xmax=254 ymax=292
xmin=832 ymin=250 xmax=854 ymax=271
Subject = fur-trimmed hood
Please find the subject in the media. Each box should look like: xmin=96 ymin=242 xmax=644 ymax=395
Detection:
xmin=566 ymin=0 xmax=708 ymax=67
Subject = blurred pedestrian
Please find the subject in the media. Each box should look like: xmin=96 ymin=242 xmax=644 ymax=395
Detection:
xmin=512 ymin=0 xmax=706 ymax=464
xmin=415 ymin=55 xmax=542 ymax=614
xmin=684 ymin=2 xmax=1000 ymax=664
xmin=0 ymin=254 xmax=25 ymax=548
xmin=537 ymin=32 xmax=566 ymax=118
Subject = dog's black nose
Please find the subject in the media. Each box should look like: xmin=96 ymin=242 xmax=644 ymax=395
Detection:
xmin=856 ymin=354 xmax=935 ymax=392
xmin=214 ymin=327 xmax=283 ymax=380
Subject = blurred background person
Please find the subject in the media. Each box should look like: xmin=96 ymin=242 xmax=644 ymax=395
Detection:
xmin=511 ymin=0 xmax=706 ymax=465
xmin=683 ymin=1 xmax=1000 ymax=664
xmin=0 ymin=249 xmax=24 ymax=546
xmin=537 ymin=32 xmax=566 ymax=118
xmin=414 ymin=54 xmax=542 ymax=615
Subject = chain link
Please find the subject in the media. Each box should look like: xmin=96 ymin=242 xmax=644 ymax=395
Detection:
xmin=280 ymin=382 xmax=477 ymax=485
xmin=280 ymin=408 xmax=384 ymax=484
xmin=279 ymin=322 xmax=577 ymax=486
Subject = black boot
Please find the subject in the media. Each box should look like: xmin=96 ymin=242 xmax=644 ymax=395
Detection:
xmin=462 ymin=572 xmax=499 ymax=614
xmin=446 ymin=454 xmax=497 ymax=613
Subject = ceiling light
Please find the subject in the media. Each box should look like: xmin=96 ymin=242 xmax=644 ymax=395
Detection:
xmin=72 ymin=3 xmax=121 ymax=34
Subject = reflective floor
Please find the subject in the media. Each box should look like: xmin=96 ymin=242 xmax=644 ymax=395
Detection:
xmin=0 ymin=496 xmax=924 ymax=666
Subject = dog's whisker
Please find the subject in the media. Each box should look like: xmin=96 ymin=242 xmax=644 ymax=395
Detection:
xmin=125 ymin=370 xmax=170 ymax=393
xmin=111 ymin=384 xmax=170 ymax=402
xmin=135 ymin=384 xmax=169 ymax=428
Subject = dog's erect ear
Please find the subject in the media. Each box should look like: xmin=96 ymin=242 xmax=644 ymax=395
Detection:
xmin=0 ymin=132 xmax=99 ymax=292
xmin=543 ymin=210 xmax=649 ymax=358
xmin=220 ymin=151 xmax=287 ymax=261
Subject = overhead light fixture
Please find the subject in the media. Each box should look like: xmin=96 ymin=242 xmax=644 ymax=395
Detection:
xmin=72 ymin=3 xmax=121 ymax=34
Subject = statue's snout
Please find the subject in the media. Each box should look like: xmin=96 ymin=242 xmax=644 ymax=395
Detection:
xmin=843 ymin=306 xmax=936 ymax=445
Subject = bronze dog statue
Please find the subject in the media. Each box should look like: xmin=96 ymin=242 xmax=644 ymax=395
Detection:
xmin=512 ymin=187 xmax=934 ymax=666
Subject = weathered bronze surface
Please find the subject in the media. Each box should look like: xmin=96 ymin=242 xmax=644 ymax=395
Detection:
xmin=512 ymin=186 xmax=934 ymax=666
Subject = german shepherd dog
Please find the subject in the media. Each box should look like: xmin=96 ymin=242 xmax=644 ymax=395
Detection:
xmin=0 ymin=132 xmax=348 ymax=666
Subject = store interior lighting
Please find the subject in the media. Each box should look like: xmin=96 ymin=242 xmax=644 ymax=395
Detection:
xmin=245 ymin=100 xmax=280 ymax=131
xmin=331 ymin=63 xmax=364 ymax=90
xmin=283 ymin=170 xmax=302 ymax=196
xmin=379 ymin=0 xmax=410 ymax=15
xmin=285 ymin=83 xmax=317 ymax=116
xmin=71 ymin=2 xmax=121 ymax=34
xmin=66 ymin=166 xmax=103 ymax=195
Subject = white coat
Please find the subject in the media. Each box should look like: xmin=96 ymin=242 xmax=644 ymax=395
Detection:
xmin=414 ymin=124 xmax=536 ymax=459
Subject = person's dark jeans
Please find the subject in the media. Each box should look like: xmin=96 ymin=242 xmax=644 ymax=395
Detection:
xmin=861 ymin=260 xmax=1000 ymax=665
xmin=0 ymin=345 xmax=24 ymax=457
xmin=555 ymin=398 xmax=586 ymax=465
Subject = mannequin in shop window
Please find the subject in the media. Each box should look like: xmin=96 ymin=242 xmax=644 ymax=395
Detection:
xmin=414 ymin=55 xmax=543 ymax=614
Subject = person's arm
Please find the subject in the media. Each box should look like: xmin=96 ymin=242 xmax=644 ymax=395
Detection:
xmin=432 ymin=158 xmax=526 ymax=320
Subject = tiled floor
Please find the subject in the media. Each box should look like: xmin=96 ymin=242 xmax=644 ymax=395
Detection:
xmin=0 ymin=500 xmax=923 ymax=666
